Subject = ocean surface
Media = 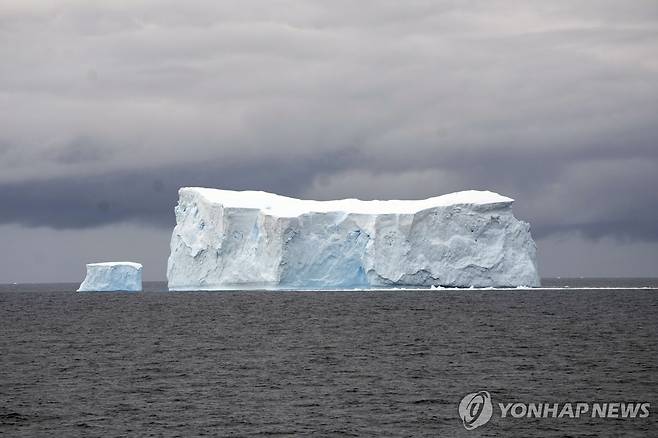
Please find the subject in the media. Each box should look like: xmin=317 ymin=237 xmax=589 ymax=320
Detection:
xmin=1 ymin=279 xmax=656 ymax=437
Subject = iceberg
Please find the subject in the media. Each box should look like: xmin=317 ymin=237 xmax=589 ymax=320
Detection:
xmin=167 ymin=188 xmax=540 ymax=290
xmin=78 ymin=262 xmax=143 ymax=292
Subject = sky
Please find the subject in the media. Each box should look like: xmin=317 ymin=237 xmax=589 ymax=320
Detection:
xmin=1 ymin=0 xmax=657 ymax=282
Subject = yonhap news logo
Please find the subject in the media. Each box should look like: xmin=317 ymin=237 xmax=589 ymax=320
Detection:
xmin=459 ymin=391 xmax=493 ymax=430
xmin=458 ymin=390 xmax=650 ymax=430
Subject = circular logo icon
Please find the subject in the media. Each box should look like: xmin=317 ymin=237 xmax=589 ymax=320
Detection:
xmin=459 ymin=391 xmax=493 ymax=430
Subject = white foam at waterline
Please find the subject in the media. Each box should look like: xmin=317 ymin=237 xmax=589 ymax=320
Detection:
xmin=162 ymin=286 xmax=657 ymax=292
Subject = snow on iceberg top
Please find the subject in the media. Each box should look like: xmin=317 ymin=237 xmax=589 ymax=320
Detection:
xmin=86 ymin=262 xmax=143 ymax=269
xmin=182 ymin=187 xmax=513 ymax=217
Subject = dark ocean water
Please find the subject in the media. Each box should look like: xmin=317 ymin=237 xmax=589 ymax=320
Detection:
xmin=1 ymin=279 xmax=657 ymax=437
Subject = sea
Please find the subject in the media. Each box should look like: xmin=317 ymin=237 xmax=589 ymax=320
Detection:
xmin=1 ymin=279 xmax=656 ymax=437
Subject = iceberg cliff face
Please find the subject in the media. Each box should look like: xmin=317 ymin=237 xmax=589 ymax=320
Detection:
xmin=78 ymin=262 xmax=143 ymax=292
xmin=167 ymin=188 xmax=540 ymax=290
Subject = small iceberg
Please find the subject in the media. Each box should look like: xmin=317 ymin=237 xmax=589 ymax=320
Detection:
xmin=77 ymin=262 xmax=143 ymax=292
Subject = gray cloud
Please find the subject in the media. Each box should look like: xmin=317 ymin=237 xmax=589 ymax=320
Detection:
xmin=44 ymin=135 xmax=113 ymax=164
xmin=0 ymin=146 xmax=361 ymax=228
xmin=1 ymin=1 xmax=657 ymax=279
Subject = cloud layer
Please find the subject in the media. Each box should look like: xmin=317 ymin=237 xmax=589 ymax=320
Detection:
xmin=1 ymin=1 xmax=657 ymax=279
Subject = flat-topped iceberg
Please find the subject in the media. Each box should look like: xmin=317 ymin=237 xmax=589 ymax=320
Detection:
xmin=78 ymin=262 xmax=143 ymax=292
xmin=167 ymin=188 xmax=540 ymax=290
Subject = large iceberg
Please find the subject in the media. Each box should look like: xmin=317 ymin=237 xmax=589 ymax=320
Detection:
xmin=78 ymin=262 xmax=143 ymax=292
xmin=167 ymin=188 xmax=540 ymax=290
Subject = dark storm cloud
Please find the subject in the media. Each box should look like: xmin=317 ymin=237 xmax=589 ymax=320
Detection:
xmin=1 ymin=0 xmax=657 ymax=244
xmin=2 ymin=145 xmax=656 ymax=242
xmin=0 ymin=146 xmax=362 ymax=228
